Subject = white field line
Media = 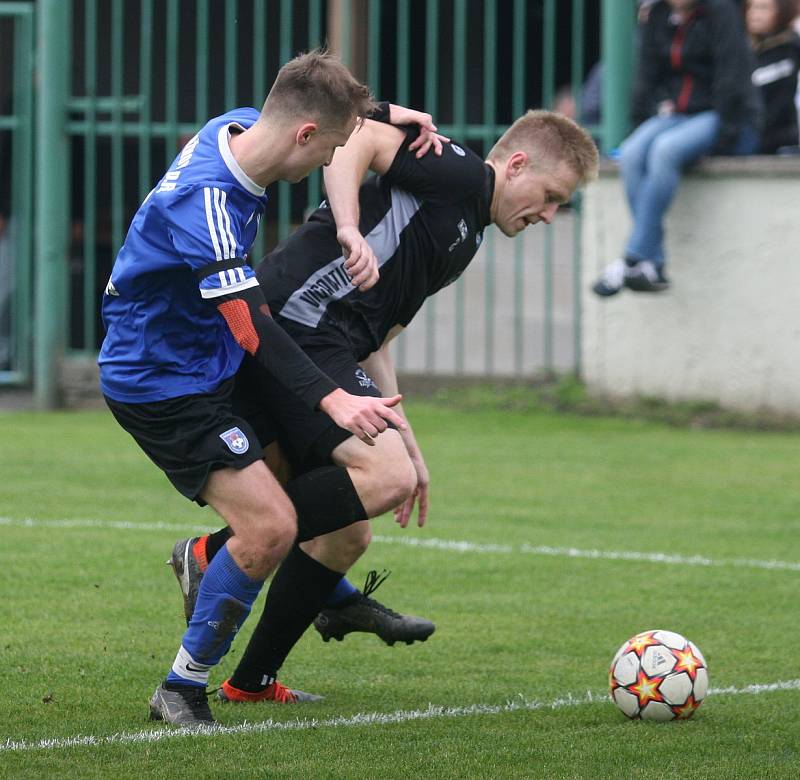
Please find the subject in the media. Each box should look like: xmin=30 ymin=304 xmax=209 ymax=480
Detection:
xmin=2 ymin=516 xmax=799 ymax=573
xmin=2 ymin=679 xmax=799 ymax=754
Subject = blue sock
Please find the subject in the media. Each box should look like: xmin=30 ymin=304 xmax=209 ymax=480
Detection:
xmin=325 ymin=576 xmax=358 ymax=607
xmin=166 ymin=544 xmax=263 ymax=687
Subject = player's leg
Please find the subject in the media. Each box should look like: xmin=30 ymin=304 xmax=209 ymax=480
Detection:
xmin=302 ymin=431 xmax=434 ymax=645
xmin=153 ymin=460 xmax=298 ymax=716
xmin=214 ymin=354 xmax=433 ymax=701
xmin=219 ymin=428 xmax=427 ymax=700
xmin=106 ymin=382 xmax=295 ymax=725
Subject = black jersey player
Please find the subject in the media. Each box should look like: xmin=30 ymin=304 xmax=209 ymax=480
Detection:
xmin=170 ymin=109 xmax=599 ymax=704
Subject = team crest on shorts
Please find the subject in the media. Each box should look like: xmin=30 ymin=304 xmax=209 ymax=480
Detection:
xmin=219 ymin=427 xmax=250 ymax=454
xmin=355 ymin=368 xmax=377 ymax=389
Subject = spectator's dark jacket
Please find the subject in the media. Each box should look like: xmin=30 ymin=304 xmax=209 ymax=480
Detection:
xmin=632 ymin=0 xmax=761 ymax=152
xmin=751 ymin=30 xmax=800 ymax=153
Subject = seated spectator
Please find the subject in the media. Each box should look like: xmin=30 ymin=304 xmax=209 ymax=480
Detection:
xmin=747 ymin=0 xmax=800 ymax=153
xmin=592 ymin=0 xmax=761 ymax=298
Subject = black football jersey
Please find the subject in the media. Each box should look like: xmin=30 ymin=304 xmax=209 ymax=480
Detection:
xmin=256 ymin=128 xmax=494 ymax=360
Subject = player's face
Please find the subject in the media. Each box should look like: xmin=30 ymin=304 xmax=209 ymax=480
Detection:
xmin=291 ymin=116 xmax=358 ymax=182
xmin=493 ymin=159 xmax=579 ymax=238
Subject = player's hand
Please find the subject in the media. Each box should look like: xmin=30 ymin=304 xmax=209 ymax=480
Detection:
xmin=319 ymin=389 xmax=407 ymax=445
xmin=388 ymin=104 xmax=450 ymax=157
xmin=408 ymin=130 xmax=450 ymax=159
xmin=337 ymin=225 xmax=380 ymax=291
xmin=394 ymin=453 xmax=429 ymax=528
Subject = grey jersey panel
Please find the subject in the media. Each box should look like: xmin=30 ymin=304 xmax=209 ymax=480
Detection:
xmin=277 ymin=188 xmax=421 ymax=328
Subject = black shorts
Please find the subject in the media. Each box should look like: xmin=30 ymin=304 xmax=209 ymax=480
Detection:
xmin=232 ymin=341 xmax=384 ymax=472
xmin=105 ymin=377 xmax=273 ymax=504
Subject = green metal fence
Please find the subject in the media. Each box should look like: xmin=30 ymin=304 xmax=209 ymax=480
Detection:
xmin=6 ymin=0 xmax=635 ymax=406
xmin=0 ymin=3 xmax=34 ymax=385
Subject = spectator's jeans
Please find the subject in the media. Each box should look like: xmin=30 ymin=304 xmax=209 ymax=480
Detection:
xmin=620 ymin=111 xmax=720 ymax=268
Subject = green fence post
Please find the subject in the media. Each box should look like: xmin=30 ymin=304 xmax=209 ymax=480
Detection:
xmin=35 ymin=0 xmax=71 ymax=408
xmin=10 ymin=6 xmax=35 ymax=382
xmin=601 ymin=0 xmax=636 ymax=153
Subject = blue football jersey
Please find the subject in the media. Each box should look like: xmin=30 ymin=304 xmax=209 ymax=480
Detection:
xmin=98 ymin=108 xmax=267 ymax=402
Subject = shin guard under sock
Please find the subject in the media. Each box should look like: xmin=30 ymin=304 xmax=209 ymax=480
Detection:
xmin=286 ymin=466 xmax=367 ymax=542
xmin=229 ymin=545 xmax=342 ymax=691
xmin=167 ymin=544 xmax=262 ymax=687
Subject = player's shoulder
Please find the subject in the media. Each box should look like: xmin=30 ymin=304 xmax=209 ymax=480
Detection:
xmin=150 ymin=182 xmax=248 ymax=229
xmin=425 ymin=138 xmax=489 ymax=198
xmin=387 ymin=129 xmax=488 ymax=200
xmin=442 ymin=139 xmax=483 ymax=166
xmin=203 ymin=107 xmax=260 ymax=134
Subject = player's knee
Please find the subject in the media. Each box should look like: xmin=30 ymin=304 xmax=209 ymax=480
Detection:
xmin=339 ymin=521 xmax=372 ymax=559
xmin=245 ymin=498 xmax=297 ymax=563
xmin=377 ymin=454 xmax=417 ymax=514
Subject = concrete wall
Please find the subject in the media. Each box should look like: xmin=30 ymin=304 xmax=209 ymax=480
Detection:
xmin=392 ymin=213 xmax=581 ymax=376
xmin=582 ymin=157 xmax=800 ymax=415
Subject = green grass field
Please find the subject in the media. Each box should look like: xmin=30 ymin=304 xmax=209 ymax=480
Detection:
xmin=1 ymin=401 xmax=799 ymax=778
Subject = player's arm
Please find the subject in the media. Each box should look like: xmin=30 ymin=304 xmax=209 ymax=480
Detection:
xmin=359 ymin=327 xmax=429 ymax=528
xmin=370 ymin=102 xmax=449 ymax=158
xmin=197 ymin=262 xmax=407 ymax=445
xmin=321 ymin=120 xmax=409 ymax=292
xmin=167 ymin=186 xmax=405 ymax=443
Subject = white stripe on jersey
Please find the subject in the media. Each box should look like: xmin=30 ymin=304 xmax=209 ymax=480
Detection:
xmin=212 ymin=187 xmax=231 ymax=259
xmin=218 ymin=189 xmax=238 ymax=259
xmin=226 ymin=269 xmax=237 ymax=286
xmin=203 ymin=187 xmax=223 ymax=261
xmin=200 ymin=276 xmax=260 ymax=299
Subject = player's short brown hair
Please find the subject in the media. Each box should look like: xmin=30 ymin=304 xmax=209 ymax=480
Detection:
xmin=488 ymin=110 xmax=599 ymax=186
xmin=263 ymin=48 xmax=377 ymax=129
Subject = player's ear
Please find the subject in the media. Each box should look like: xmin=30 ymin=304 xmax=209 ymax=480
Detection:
xmin=507 ymin=151 xmax=529 ymax=178
xmin=296 ymin=122 xmax=318 ymax=146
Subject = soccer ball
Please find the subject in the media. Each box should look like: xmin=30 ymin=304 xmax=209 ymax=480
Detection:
xmin=609 ymin=629 xmax=708 ymax=721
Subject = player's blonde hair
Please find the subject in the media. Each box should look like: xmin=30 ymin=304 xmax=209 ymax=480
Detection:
xmin=262 ymin=48 xmax=377 ymax=130
xmin=488 ymin=110 xmax=599 ymax=185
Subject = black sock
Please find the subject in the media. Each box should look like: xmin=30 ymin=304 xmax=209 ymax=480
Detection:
xmin=204 ymin=466 xmax=366 ymax=566
xmin=205 ymin=527 xmax=232 ymax=561
xmin=229 ymin=545 xmax=342 ymax=691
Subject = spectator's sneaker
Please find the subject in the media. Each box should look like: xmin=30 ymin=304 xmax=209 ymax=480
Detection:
xmin=217 ymin=678 xmax=323 ymax=704
xmin=313 ymin=570 xmax=436 ymax=646
xmin=149 ymin=682 xmax=215 ymax=727
xmin=168 ymin=536 xmax=209 ymax=625
xmin=625 ymin=260 xmax=670 ymax=292
xmin=592 ymin=258 xmax=628 ymax=297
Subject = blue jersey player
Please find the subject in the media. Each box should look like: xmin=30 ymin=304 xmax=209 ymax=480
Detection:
xmin=99 ymin=50 xmax=441 ymax=727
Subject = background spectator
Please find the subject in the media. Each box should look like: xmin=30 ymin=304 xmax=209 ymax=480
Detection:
xmin=746 ymin=0 xmax=800 ymax=152
xmin=592 ymin=0 xmax=761 ymax=298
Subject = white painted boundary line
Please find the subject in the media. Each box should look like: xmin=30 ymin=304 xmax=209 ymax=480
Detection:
xmin=2 ymin=516 xmax=799 ymax=573
xmin=371 ymin=535 xmax=800 ymax=573
xmin=2 ymin=679 xmax=799 ymax=754
xmin=0 ymin=517 xmax=214 ymax=534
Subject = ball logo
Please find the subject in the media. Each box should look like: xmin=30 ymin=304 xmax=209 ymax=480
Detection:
xmin=450 ymin=143 xmax=466 ymax=157
xmin=219 ymin=426 xmax=250 ymax=454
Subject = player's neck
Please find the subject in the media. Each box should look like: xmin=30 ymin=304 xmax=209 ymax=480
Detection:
xmin=228 ymin=122 xmax=289 ymax=188
xmin=485 ymin=159 xmax=503 ymax=225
